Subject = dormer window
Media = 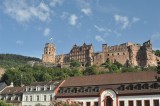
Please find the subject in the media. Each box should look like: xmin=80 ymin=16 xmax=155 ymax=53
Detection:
xmin=135 ymin=84 xmax=141 ymax=90
xmin=127 ymin=84 xmax=133 ymax=90
xmin=72 ymin=88 xmax=77 ymax=93
xmin=151 ymin=83 xmax=159 ymax=89
xmin=79 ymin=87 xmax=84 ymax=93
xmin=94 ymin=87 xmax=100 ymax=92
xmin=142 ymin=83 xmax=149 ymax=89
xmin=118 ymin=85 xmax=125 ymax=91
xmin=41 ymin=87 xmax=44 ymax=91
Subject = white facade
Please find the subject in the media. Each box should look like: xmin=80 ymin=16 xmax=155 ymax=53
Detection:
xmin=22 ymin=84 xmax=58 ymax=106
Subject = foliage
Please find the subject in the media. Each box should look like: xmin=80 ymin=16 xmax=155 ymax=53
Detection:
xmin=70 ymin=59 xmax=81 ymax=67
xmin=155 ymin=50 xmax=160 ymax=57
xmin=83 ymin=65 xmax=98 ymax=75
xmin=51 ymin=100 xmax=83 ymax=106
xmin=0 ymin=100 xmax=11 ymax=106
xmin=0 ymin=54 xmax=40 ymax=68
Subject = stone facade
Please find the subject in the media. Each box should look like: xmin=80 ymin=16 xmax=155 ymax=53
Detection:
xmin=42 ymin=43 xmax=56 ymax=64
xmin=42 ymin=40 xmax=159 ymax=67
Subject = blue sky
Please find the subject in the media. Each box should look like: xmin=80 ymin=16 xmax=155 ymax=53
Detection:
xmin=0 ymin=0 xmax=160 ymax=58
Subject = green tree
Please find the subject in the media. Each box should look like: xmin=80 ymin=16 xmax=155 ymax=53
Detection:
xmin=83 ymin=66 xmax=98 ymax=75
xmin=0 ymin=100 xmax=11 ymax=106
xmin=155 ymin=50 xmax=160 ymax=57
xmin=70 ymin=59 xmax=81 ymax=67
xmin=42 ymin=73 xmax=52 ymax=81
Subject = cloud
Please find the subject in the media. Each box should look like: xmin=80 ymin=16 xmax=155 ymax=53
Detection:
xmin=60 ymin=12 xmax=69 ymax=19
xmin=16 ymin=40 xmax=24 ymax=45
xmin=151 ymin=33 xmax=160 ymax=41
xmin=81 ymin=8 xmax=92 ymax=16
xmin=69 ymin=14 xmax=78 ymax=26
xmin=94 ymin=25 xmax=106 ymax=32
xmin=132 ymin=17 xmax=140 ymax=23
xmin=114 ymin=14 xmax=140 ymax=30
xmin=3 ymin=0 xmax=51 ymax=23
xmin=114 ymin=14 xmax=129 ymax=29
xmin=94 ymin=25 xmax=112 ymax=36
xmin=44 ymin=28 xmax=50 ymax=36
xmin=49 ymin=0 xmax=64 ymax=7
xmin=95 ymin=35 xmax=105 ymax=43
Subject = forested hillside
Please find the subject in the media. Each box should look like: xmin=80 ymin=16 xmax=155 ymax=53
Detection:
xmin=0 ymin=54 xmax=41 ymax=68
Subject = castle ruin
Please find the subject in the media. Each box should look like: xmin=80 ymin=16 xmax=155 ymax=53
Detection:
xmin=42 ymin=40 xmax=160 ymax=67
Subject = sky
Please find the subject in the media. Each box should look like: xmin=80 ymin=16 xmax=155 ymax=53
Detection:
xmin=0 ymin=0 xmax=160 ymax=58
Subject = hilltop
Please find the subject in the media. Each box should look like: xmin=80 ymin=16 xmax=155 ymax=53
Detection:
xmin=0 ymin=54 xmax=41 ymax=68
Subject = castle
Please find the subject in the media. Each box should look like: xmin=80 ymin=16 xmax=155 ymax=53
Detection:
xmin=42 ymin=40 xmax=160 ymax=67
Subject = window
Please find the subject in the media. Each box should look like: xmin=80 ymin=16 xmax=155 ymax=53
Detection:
xmin=94 ymin=102 xmax=98 ymax=106
xmin=44 ymin=95 xmax=46 ymax=101
xmin=129 ymin=101 xmax=133 ymax=106
xmin=144 ymin=100 xmax=150 ymax=106
xmin=37 ymin=95 xmax=39 ymax=101
xmin=50 ymin=95 xmax=52 ymax=101
xmin=86 ymin=102 xmax=90 ymax=106
xmin=25 ymin=96 xmax=28 ymax=101
xmin=30 ymin=96 xmax=32 ymax=101
xmin=137 ymin=100 xmax=142 ymax=106
xmin=119 ymin=101 xmax=124 ymax=106
xmin=153 ymin=100 xmax=159 ymax=106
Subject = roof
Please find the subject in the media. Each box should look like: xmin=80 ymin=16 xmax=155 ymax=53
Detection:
xmin=61 ymin=71 xmax=157 ymax=87
xmin=0 ymin=86 xmax=25 ymax=94
xmin=27 ymin=80 xmax=62 ymax=87
xmin=0 ymin=82 xmax=7 ymax=91
xmin=70 ymin=43 xmax=93 ymax=52
xmin=56 ymin=71 xmax=159 ymax=98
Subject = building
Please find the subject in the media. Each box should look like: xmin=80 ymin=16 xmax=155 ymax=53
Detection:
xmin=42 ymin=40 xmax=160 ymax=67
xmin=22 ymin=80 xmax=64 ymax=106
xmin=55 ymin=71 xmax=160 ymax=106
xmin=42 ymin=43 xmax=56 ymax=64
xmin=0 ymin=82 xmax=25 ymax=106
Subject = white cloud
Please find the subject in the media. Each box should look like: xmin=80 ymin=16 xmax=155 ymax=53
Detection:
xmin=132 ymin=17 xmax=140 ymax=23
xmin=114 ymin=14 xmax=140 ymax=30
xmin=81 ymin=8 xmax=92 ymax=16
xmin=94 ymin=25 xmax=106 ymax=32
xmin=114 ymin=14 xmax=129 ymax=29
xmin=16 ymin=40 xmax=24 ymax=45
xmin=95 ymin=35 xmax=105 ymax=43
xmin=3 ymin=0 xmax=51 ymax=23
xmin=151 ymin=33 xmax=160 ymax=41
xmin=49 ymin=0 xmax=64 ymax=7
xmin=60 ymin=12 xmax=69 ymax=19
xmin=69 ymin=14 xmax=78 ymax=26
xmin=44 ymin=28 xmax=50 ymax=36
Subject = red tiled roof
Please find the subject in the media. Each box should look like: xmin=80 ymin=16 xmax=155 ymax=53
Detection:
xmin=61 ymin=71 xmax=157 ymax=87
xmin=1 ymin=86 xmax=25 ymax=94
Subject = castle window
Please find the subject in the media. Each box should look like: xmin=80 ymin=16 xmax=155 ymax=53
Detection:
xmin=117 ymin=53 xmax=119 ymax=55
xmin=112 ymin=53 xmax=114 ymax=56
xmin=129 ymin=101 xmax=134 ymax=106
xmin=123 ymin=52 xmax=125 ymax=55
xmin=108 ymin=54 xmax=109 ymax=56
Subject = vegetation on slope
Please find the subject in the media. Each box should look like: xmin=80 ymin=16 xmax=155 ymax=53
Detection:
xmin=0 ymin=54 xmax=41 ymax=68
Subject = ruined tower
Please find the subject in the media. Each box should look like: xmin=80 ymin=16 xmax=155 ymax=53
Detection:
xmin=42 ymin=43 xmax=56 ymax=64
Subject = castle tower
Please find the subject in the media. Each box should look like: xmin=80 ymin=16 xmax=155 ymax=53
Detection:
xmin=42 ymin=43 xmax=56 ymax=64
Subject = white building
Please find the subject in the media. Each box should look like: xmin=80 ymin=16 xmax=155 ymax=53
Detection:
xmin=22 ymin=81 xmax=64 ymax=106
xmin=55 ymin=71 xmax=160 ymax=106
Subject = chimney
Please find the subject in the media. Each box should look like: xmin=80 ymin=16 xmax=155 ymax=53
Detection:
xmin=10 ymin=82 xmax=14 ymax=87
